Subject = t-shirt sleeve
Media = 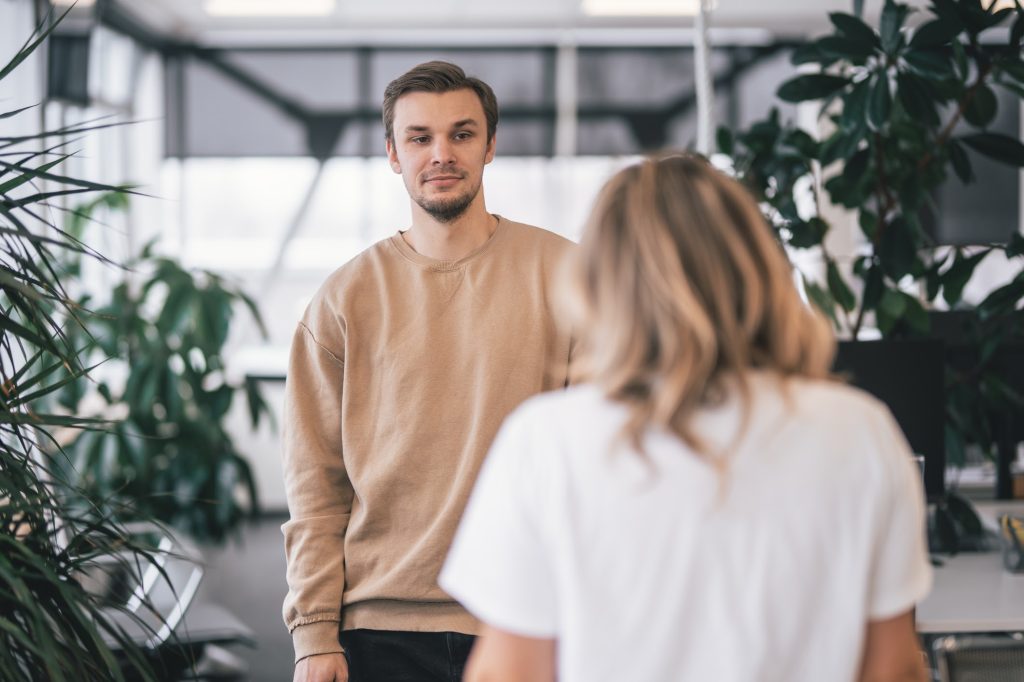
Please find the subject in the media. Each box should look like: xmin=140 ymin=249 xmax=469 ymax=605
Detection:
xmin=440 ymin=407 xmax=558 ymax=638
xmin=866 ymin=405 xmax=934 ymax=620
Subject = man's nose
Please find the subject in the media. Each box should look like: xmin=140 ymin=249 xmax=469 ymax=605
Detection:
xmin=431 ymin=138 xmax=456 ymax=165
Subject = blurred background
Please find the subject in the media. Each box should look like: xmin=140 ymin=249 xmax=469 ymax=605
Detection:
xmin=3 ymin=1 xmax=1023 ymax=679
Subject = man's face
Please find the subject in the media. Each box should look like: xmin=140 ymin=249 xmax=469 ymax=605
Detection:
xmin=386 ymin=88 xmax=496 ymax=223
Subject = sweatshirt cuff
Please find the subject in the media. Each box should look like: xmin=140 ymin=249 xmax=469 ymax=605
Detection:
xmin=292 ymin=620 xmax=343 ymax=663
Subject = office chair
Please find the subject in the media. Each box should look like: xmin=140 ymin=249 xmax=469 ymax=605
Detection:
xmin=933 ymin=633 xmax=1024 ymax=682
xmin=27 ymin=425 xmax=255 ymax=680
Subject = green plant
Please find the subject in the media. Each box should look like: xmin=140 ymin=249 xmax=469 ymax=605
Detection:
xmin=0 ymin=12 xmax=166 ymax=681
xmin=51 ymin=220 xmax=273 ymax=544
xmin=718 ymin=0 xmax=1024 ymax=550
xmin=718 ymin=0 xmax=1024 ymax=467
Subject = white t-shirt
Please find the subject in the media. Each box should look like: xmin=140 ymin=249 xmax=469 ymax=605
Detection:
xmin=440 ymin=374 xmax=933 ymax=682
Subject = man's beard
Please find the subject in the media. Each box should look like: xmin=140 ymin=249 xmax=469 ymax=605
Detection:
xmin=417 ymin=192 xmax=475 ymax=223
xmin=414 ymin=174 xmax=480 ymax=223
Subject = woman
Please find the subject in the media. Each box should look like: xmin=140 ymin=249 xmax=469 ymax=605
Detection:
xmin=440 ymin=154 xmax=932 ymax=682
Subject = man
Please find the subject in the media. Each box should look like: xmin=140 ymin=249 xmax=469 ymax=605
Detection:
xmin=282 ymin=61 xmax=575 ymax=682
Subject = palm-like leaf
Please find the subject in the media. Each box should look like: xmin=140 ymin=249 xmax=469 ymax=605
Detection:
xmin=0 ymin=12 xmax=167 ymax=681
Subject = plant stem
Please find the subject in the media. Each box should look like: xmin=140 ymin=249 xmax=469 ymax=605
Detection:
xmin=810 ymin=173 xmax=854 ymax=333
xmin=872 ymin=133 xmax=898 ymax=237
xmin=917 ymin=59 xmax=994 ymax=171
xmin=851 ymin=135 xmax=898 ymax=340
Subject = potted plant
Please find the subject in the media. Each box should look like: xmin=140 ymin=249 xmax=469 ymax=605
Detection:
xmin=52 ymin=222 xmax=273 ymax=543
xmin=717 ymin=0 xmax=1024 ymax=550
xmin=1 ymin=12 xmax=167 ymax=680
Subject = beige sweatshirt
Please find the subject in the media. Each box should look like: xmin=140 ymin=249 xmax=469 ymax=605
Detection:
xmin=282 ymin=216 xmax=575 ymax=662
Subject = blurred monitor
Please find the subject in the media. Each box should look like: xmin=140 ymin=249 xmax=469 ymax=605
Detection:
xmin=833 ymin=339 xmax=946 ymax=500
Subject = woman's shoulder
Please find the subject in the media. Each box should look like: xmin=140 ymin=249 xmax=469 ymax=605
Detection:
xmin=779 ymin=374 xmax=894 ymax=424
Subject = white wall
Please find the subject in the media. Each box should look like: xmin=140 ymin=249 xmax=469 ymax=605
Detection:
xmin=1 ymin=0 xmax=42 ymax=138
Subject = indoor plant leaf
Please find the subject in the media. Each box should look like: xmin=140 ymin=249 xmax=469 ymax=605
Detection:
xmin=897 ymin=71 xmax=940 ymax=126
xmin=878 ymin=217 xmax=918 ymax=280
xmin=960 ymin=132 xmax=1024 ymax=167
xmin=777 ymin=74 xmax=850 ymax=103
xmin=947 ymin=139 xmax=974 ymax=183
xmin=903 ymin=48 xmax=954 ymax=79
xmin=879 ymin=0 xmax=909 ymax=55
xmin=841 ymin=78 xmax=872 ymax=130
xmin=803 ymin=280 xmax=840 ymax=326
xmin=827 ymin=259 xmax=857 ymax=312
xmin=941 ymin=249 xmax=991 ymax=307
xmin=829 ymin=11 xmax=882 ymax=48
xmin=963 ymin=83 xmax=998 ymax=128
xmin=867 ymin=73 xmax=892 ymax=131
xmin=816 ymin=35 xmax=875 ymax=62
xmin=909 ymin=17 xmax=961 ymax=48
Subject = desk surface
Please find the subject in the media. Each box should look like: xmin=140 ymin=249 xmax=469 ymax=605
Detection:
xmin=916 ymin=552 xmax=1024 ymax=634
xmin=916 ymin=500 xmax=1024 ymax=634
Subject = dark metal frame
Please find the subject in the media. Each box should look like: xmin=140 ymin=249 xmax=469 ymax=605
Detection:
xmin=91 ymin=0 xmax=796 ymax=158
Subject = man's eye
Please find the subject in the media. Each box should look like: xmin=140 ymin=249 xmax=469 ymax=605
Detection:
xmin=454 ymin=132 xmax=472 ymax=140
xmin=411 ymin=137 xmax=429 ymax=144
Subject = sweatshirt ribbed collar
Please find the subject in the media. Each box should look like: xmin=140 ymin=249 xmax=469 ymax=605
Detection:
xmin=389 ymin=215 xmax=506 ymax=272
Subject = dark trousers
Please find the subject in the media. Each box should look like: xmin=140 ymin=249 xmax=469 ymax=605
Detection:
xmin=339 ymin=629 xmax=477 ymax=682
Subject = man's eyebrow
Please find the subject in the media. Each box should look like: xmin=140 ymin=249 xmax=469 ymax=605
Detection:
xmin=402 ymin=120 xmax=479 ymax=134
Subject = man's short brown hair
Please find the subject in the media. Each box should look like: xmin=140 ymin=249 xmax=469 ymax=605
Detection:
xmin=382 ymin=61 xmax=499 ymax=144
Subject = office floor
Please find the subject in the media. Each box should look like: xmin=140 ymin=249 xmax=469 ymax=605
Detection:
xmin=196 ymin=515 xmax=294 ymax=682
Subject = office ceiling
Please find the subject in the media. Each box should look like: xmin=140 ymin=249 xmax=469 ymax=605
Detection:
xmin=117 ymin=0 xmax=935 ymax=46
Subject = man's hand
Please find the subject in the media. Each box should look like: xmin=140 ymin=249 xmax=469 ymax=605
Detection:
xmin=293 ymin=652 xmax=349 ymax=682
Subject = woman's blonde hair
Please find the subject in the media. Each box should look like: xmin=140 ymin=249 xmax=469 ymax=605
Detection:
xmin=569 ymin=153 xmax=836 ymax=458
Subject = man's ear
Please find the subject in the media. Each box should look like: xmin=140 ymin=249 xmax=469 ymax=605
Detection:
xmin=484 ymin=133 xmax=497 ymax=165
xmin=386 ymin=138 xmax=401 ymax=174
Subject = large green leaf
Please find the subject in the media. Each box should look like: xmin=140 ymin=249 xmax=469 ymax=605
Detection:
xmin=827 ymin=259 xmax=857 ymax=312
xmin=868 ymin=73 xmax=892 ymax=130
xmin=963 ymin=84 xmax=998 ymax=128
xmin=716 ymin=127 xmax=734 ymax=156
xmin=960 ymin=132 xmax=1024 ymax=167
xmin=1007 ymin=232 xmax=1024 ymax=258
xmin=841 ymin=78 xmax=872 ymax=129
xmin=902 ymin=294 xmax=929 ymax=334
xmin=897 ymin=71 xmax=940 ymax=126
xmin=777 ymin=74 xmax=850 ymax=103
xmin=830 ymin=12 xmax=881 ymax=48
xmin=947 ymin=139 xmax=974 ymax=183
xmin=903 ymin=48 xmax=954 ymax=79
xmin=803 ymin=280 xmax=840 ymax=326
xmin=820 ymin=127 xmax=866 ymax=165
xmin=817 ymin=35 xmax=875 ymax=62
xmin=878 ymin=217 xmax=918 ymax=280
xmin=942 ymin=249 xmax=991 ymax=306
xmin=790 ymin=42 xmax=826 ymax=66
xmin=861 ymin=262 xmax=885 ymax=311
xmin=842 ymin=147 xmax=871 ymax=185
xmin=909 ymin=18 xmax=961 ymax=48
xmin=788 ymin=217 xmax=829 ymax=248
xmin=952 ymin=39 xmax=969 ymax=80
xmin=879 ymin=0 xmax=909 ymax=55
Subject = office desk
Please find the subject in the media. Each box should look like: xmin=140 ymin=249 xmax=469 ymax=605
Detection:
xmin=916 ymin=552 xmax=1024 ymax=634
